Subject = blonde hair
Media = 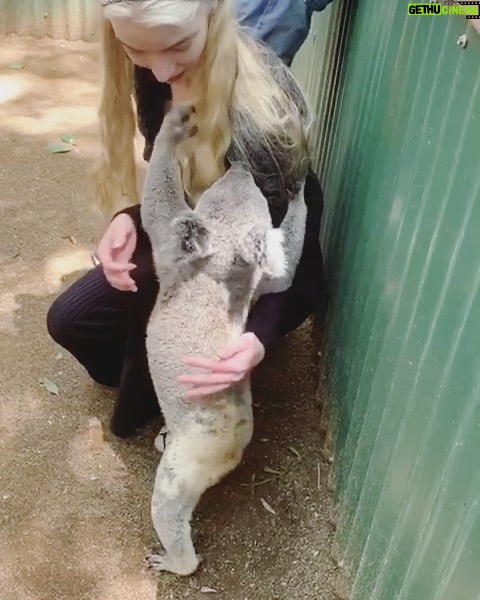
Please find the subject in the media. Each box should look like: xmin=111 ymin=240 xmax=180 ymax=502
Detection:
xmin=93 ymin=0 xmax=311 ymax=215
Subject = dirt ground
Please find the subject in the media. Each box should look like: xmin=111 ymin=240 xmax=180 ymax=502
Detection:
xmin=0 ymin=36 xmax=340 ymax=600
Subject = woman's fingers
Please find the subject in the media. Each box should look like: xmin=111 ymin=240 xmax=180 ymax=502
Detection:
xmin=179 ymin=336 xmax=263 ymax=400
xmin=181 ymin=354 xmax=250 ymax=374
xmin=105 ymin=270 xmax=138 ymax=292
xmin=178 ymin=371 xmax=243 ymax=386
xmin=217 ymin=335 xmax=251 ymax=359
xmin=180 ymin=357 xmax=222 ymax=370
xmin=102 ymin=261 xmax=136 ymax=274
xmin=97 ymin=218 xmax=135 ymax=263
xmin=183 ymin=383 xmax=231 ymax=400
xmin=95 ymin=213 xmax=138 ymax=292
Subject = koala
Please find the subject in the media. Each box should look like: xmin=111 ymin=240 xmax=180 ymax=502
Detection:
xmin=139 ymin=105 xmax=303 ymax=577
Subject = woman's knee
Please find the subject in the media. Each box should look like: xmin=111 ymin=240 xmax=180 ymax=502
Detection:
xmin=46 ymin=266 xmax=107 ymax=346
xmin=46 ymin=291 xmax=77 ymax=346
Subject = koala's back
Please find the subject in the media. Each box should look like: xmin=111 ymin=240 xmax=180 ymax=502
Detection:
xmin=148 ymin=271 xmax=239 ymax=351
xmin=146 ymin=273 xmax=250 ymax=436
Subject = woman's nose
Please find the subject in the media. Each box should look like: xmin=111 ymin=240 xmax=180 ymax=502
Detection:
xmin=150 ymin=57 xmax=176 ymax=83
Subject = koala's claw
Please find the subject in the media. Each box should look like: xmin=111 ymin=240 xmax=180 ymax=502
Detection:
xmin=144 ymin=549 xmax=200 ymax=576
xmin=167 ymin=104 xmax=198 ymax=144
xmin=144 ymin=549 xmax=164 ymax=567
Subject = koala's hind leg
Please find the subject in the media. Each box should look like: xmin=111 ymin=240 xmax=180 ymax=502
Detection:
xmin=146 ymin=444 xmax=205 ymax=576
xmin=146 ymin=429 xmax=244 ymax=576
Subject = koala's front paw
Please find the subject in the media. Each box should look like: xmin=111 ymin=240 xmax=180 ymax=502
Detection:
xmin=165 ymin=104 xmax=198 ymax=145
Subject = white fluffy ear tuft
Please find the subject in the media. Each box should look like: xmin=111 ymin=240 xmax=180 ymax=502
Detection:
xmin=264 ymin=228 xmax=287 ymax=279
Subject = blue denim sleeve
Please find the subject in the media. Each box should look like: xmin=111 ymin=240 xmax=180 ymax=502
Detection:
xmin=235 ymin=0 xmax=336 ymax=65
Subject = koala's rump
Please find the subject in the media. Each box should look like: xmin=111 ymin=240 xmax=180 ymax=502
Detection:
xmin=160 ymin=395 xmax=254 ymax=494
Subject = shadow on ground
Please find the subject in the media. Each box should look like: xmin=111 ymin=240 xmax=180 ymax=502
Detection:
xmin=0 ymin=35 xmax=339 ymax=600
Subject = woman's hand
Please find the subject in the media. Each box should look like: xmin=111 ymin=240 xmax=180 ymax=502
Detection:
xmin=96 ymin=213 xmax=138 ymax=292
xmin=177 ymin=332 xmax=265 ymax=400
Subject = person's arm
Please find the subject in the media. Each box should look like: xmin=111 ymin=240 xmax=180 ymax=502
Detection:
xmin=236 ymin=0 xmax=337 ymax=66
xmin=245 ymin=168 xmax=327 ymax=347
xmin=245 ymin=290 xmax=289 ymax=348
xmin=111 ymin=204 xmax=156 ymax=286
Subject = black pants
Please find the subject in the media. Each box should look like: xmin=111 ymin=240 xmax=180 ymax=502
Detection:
xmin=47 ymin=238 xmax=162 ymax=438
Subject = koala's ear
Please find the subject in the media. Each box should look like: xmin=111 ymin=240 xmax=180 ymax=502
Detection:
xmin=237 ymin=226 xmax=286 ymax=278
xmin=169 ymin=212 xmax=210 ymax=262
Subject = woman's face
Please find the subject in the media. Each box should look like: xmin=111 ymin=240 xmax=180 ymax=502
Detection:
xmin=108 ymin=8 xmax=209 ymax=85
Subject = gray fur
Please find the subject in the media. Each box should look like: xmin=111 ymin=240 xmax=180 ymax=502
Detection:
xmin=255 ymin=180 xmax=307 ymax=297
xmin=140 ymin=105 xmax=290 ymax=576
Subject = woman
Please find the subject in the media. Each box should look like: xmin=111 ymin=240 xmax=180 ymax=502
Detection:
xmin=47 ymin=0 xmax=328 ymax=438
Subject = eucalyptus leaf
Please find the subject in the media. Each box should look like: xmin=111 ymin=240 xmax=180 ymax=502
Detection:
xmin=40 ymin=377 xmax=59 ymax=396
xmin=47 ymin=142 xmax=72 ymax=154
xmin=263 ymin=466 xmax=282 ymax=475
xmin=260 ymin=497 xmax=276 ymax=515
xmin=288 ymin=446 xmax=302 ymax=461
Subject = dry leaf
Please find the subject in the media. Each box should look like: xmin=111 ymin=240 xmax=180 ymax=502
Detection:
xmin=61 ymin=235 xmax=77 ymax=245
xmin=260 ymin=497 xmax=276 ymax=515
xmin=6 ymin=250 xmax=20 ymax=260
xmin=47 ymin=141 xmax=72 ymax=154
xmin=61 ymin=134 xmax=75 ymax=144
xmin=40 ymin=377 xmax=59 ymax=396
xmin=263 ymin=466 xmax=282 ymax=475
xmin=288 ymin=446 xmax=302 ymax=461
xmin=239 ymin=477 xmax=274 ymax=488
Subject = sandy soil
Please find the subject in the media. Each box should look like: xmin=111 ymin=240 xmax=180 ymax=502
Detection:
xmin=0 ymin=36 xmax=341 ymax=600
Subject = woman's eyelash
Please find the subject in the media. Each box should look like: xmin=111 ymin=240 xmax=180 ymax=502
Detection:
xmin=171 ymin=41 xmax=191 ymax=52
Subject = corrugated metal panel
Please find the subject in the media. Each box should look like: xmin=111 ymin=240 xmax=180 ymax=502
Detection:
xmin=292 ymin=0 xmax=353 ymax=185
xmin=308 ymin=0 xmax=480 ymax=598
xmin=0 ymin=0 xmax=99 ymax=40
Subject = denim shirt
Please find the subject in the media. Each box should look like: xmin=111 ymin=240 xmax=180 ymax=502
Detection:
xmin=235 ymin=0 xmax=336 ymax=65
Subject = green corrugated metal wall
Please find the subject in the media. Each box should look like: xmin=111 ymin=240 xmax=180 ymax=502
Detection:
xmin=295 ymin=2 xmax=480 ymax=599
xmin=291 ymin=0 xmax=351 ymax=184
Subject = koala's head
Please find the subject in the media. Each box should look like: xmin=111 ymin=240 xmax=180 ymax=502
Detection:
xmin=165 ymin=163 xmax=286 ymax=307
